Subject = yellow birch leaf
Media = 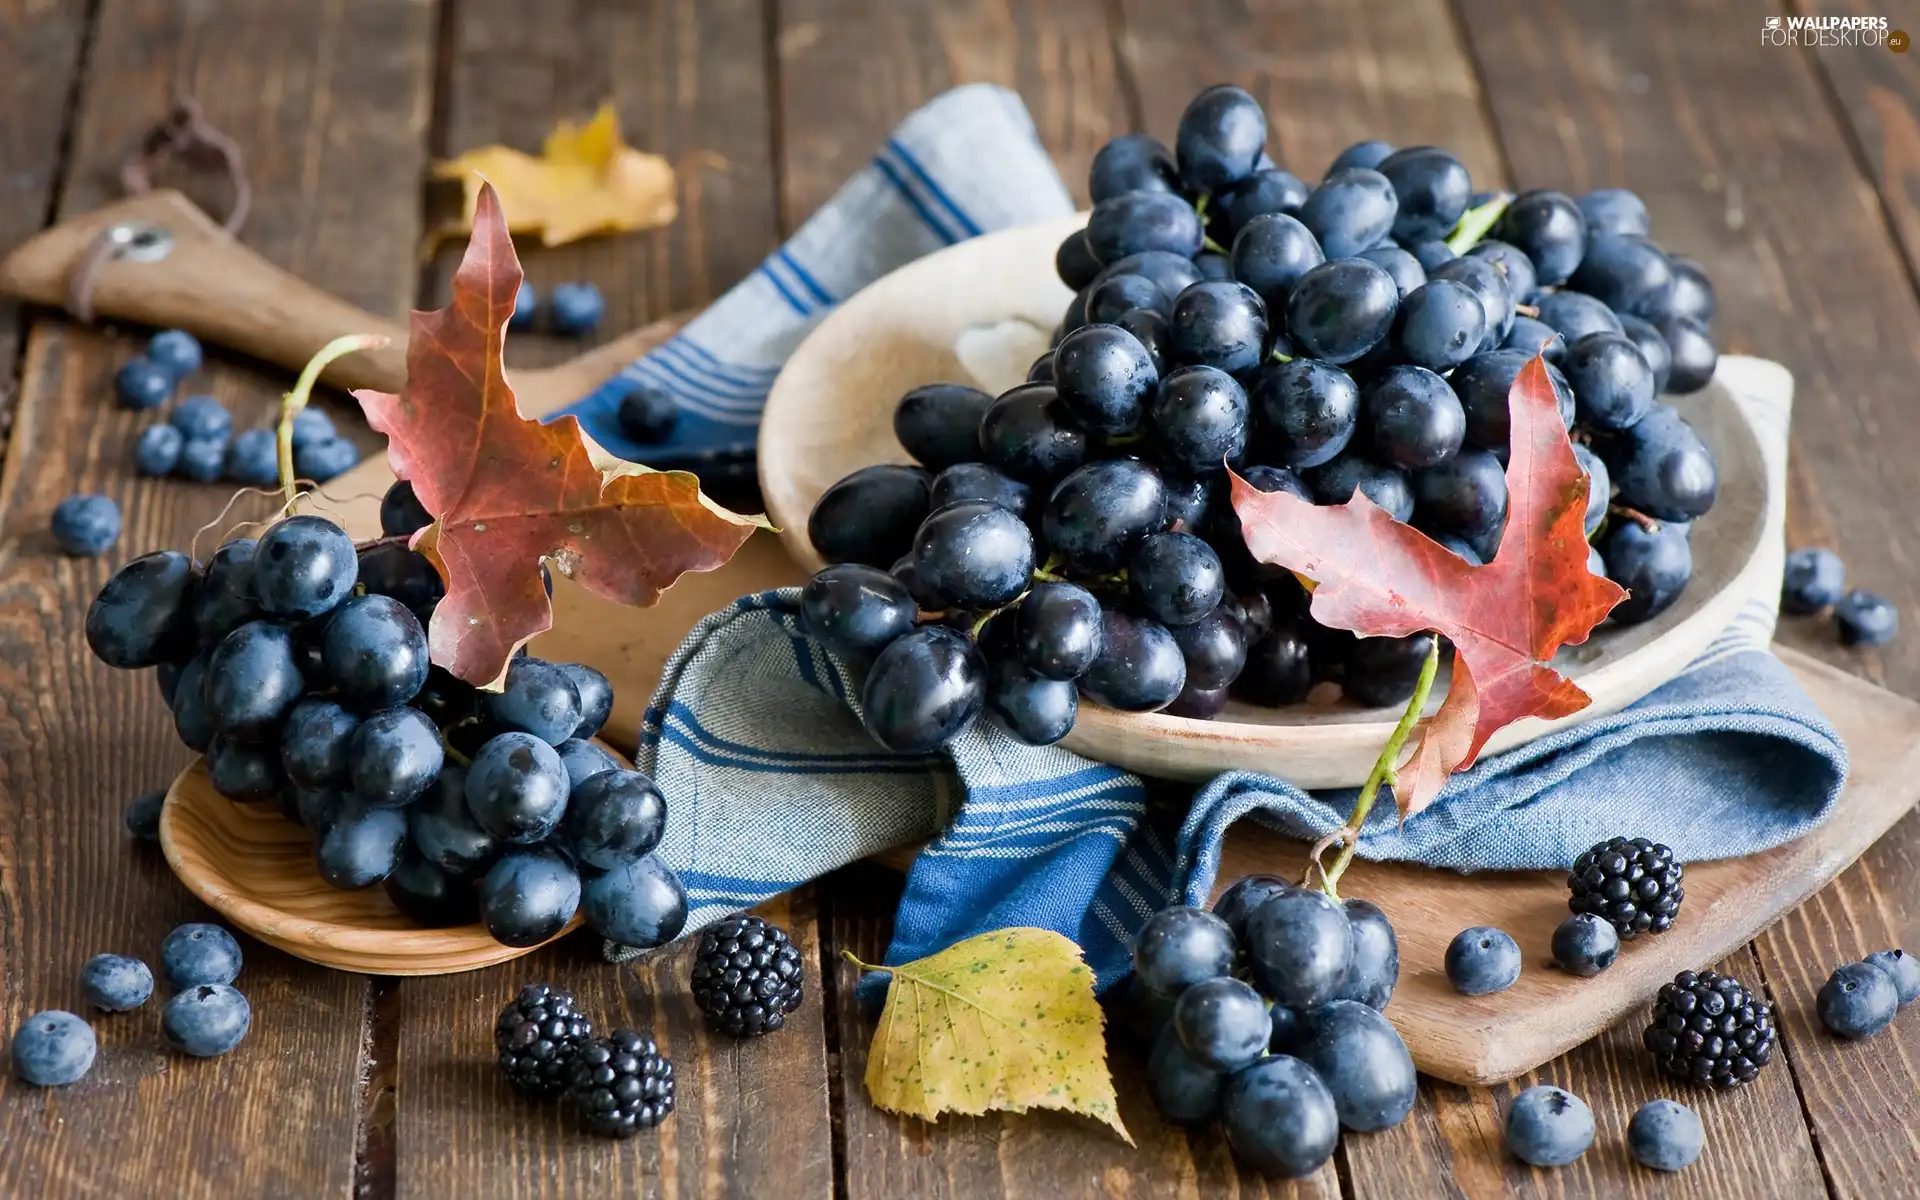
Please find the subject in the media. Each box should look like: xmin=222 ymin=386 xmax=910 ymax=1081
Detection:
xmin=431 ymin=104 xmax=677 ymax=247
xmin=854 ymin=928 xmax=1132 ymax=1144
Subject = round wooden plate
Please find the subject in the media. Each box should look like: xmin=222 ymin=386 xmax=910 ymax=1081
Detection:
xmin=158 ymin=757 xmax=622 ymax=975
xmin=758 ymin=213 xmax=1783 ymax=784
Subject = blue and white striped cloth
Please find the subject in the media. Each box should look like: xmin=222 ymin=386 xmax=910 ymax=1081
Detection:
xmin=608 ymin=90 xmax=1847 ymax=989
xmin=554 ymin=84 xmax=1073 ymax=467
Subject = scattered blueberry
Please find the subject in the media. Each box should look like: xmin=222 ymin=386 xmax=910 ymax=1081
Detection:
xmin=510 ymin=280 xmax=538 ymax=331
xmin=1864 ymin=949 xmax=1920 ymax=1006
xmin=11 ymin=1010 xmax=96 ymax=1085
xmin=290 ymin=407 xmax=336 ymax=449
xmin=79 ymin=953 xmax=155 ymax=1012
xmin=1628 ymin=1098 xmax=1702 ymax=1172
xmin=51 ymin=494 xmax=122 ymax=556
xmin=162 ymin=983 xmax=251 ymax=1056
xmin=177 ymin=435 xmax=228 ymax=481
xmin=1445 ymin=926 xmax=1522 ymax=995
xmin=1835 ymin=589 xmax=1898 ymax=647
xmin=116 ymin=357 xmax=175 ymax=409
xmin=226 ymin=428 xmax=280 ymax=486
xmin=160 ymin=922 xmax=243 ymax=988
xmin=124 ymin=787 xmax=167 ymax=841
xmin=136 ymin=424 xmax=185 ymax=475
xmin=616 ymin=381 xmax=679 ymax=444
xmin=147 ymin=329 xmax=204 ymax=378
xmin=1551 ymin=913 xmax=1619 ymax=977
xmin=549 ymin=282 xmax=606 ymax=335
xmin=169 ymin=394 xmax=232 ymax=441
xmin=295 ymin=435 xmax=361 ymax=482
xmin=1817 ymin=961 xmax=1899 ymax=1040
xmin=1781 ymin=547 xmax=1844 ymax=614
xmin=1504 ymin=1084 xmax=1594 ymax=1167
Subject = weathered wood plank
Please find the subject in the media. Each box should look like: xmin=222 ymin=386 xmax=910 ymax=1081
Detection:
xmin=0 ymin=0 xmax=435 ymax=1196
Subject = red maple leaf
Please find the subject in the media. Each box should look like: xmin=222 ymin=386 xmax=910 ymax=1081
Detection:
xmin=1229 ymin=357 xmax=1626 ymax=816
xmin=354 ymin=182 xmax=767 ymax=686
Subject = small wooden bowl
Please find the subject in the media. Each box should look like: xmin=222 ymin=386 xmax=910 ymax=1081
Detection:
xmin=159 ymin=759 xmax=609 ymax=975
xmin=758 ymin=213 xmax=1784 ymax=784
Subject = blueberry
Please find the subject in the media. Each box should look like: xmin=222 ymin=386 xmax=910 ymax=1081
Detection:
xmin=1551 ymin=913 xmax=1618 ymax=977
xmin=1865 ymin=949 xmax=1920 ymax=1005
xmin=1335 ymin=897 xmax=1399 ymax=1009
xmin=562 ymin=769 xmax=666 ymax=869
xmin=170 ymin=394 xmax=232 ymax=440
xmin=294 ymin=435 xmax=360 ymax=482
xmin=147 ymin=329 xmax=204 ymax=378
xmin=177 ymin=435 xmax=228 ymax=481
xmin=124 ymin=788 xmax=167 ymax=841
xmin=291 ymin=407 xmax=336 ymax=449
xmin=616 ymin=381 xmax=679 ymax=444
xmin=1628 ymin=1098 xmax=1703 ymax=1172
xmin=51 ymin=494 xmax=121 ymax=556
xmin=1145 ymin=1022 xmax=1223 ymax=1125
xmin=1835 ymin=589 xmax=1898 ymax=647
xmin=1289 ymin=999 xmax=1416 ymax=1132
xmin=226 ymin=428 xmax=280 ymax=486
xmin=79 ymin=953 xmax=155 ymax=1011
xmin=480 ymin=845 xmax=582 ymax=947
xmin=11 ymin=1011 xmax=96 ymax=1085
xmin=1220 ymin=1055 xmax=1340 ymax=1178
xmin=510 ymin=280 xmax=538 ymax=330
xmin=160 ymin=922 xmax=243 ymax=988
xmin=162 ymin=983 xmax=251 ymax=1056
xmin=136 ymin=424 xmax=185 ymax=475
xmin=1132 ymin=905 xmax=1237 ymax=997
xmin=1445 ymin=926 xmax=1522 ymax=995
xmin=549 ymin=282 xmax=606 ymax=335
xmin=1504 ymin=1084 xmax=1594 ymax=1166
xmin=580 ymin=854 xmax=688 ymax=948
xmin=116 ymin=357 xmax=175 ymax=409
xmin=1171 ymin=977 xmax=1270 ymax=1072
xmin=555 ymin=737 xmax=619 ymax=789
xmin=1245 ymin=887 xmax=1355 ymax=1009
xmin=1818 ymin=961 xmax=1899 ymax=1039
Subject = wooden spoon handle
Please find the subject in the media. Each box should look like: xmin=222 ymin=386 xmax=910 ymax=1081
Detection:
xmin=0 ymin=189 xmax=409 ymax=393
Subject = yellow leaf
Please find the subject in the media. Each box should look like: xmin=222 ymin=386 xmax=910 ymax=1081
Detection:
xmin=854 ymin=928 xmax=1132 ymax=1143
xmin=431 ymin=104 xmax=677 ymax=247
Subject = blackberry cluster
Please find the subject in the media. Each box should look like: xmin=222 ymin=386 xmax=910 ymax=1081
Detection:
xmin=690 ymin=915 xmax=805 ymax=1037
xmin=83 ymin=480 xmax=688 ymax=954
xmin=797 ymin=83 xmax=1722 ymax=757
xmin=566 ymin=1029 xmax=677 ymax=1137
xmin=495 ymin=984 xmax=594 ymax=1097
xmin=1567 ymin=836 xmax=1684 ymax=939
xmin=1642 ymin=969 xmax=1773 ymax=1089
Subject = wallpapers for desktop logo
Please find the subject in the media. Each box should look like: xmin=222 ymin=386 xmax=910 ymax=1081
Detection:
xmin=1760 ymin=13 xmax=1906 ymax=52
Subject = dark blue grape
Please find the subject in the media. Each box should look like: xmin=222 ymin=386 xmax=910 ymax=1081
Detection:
xmin=356 ymin=543 xmax=443 ymax=613
xmin=1248 ymin=358 xmax=1359 ymax=469
xmin=561 ymin=769 xmax=666 ymax=869
xmin=1289 ymin=1000 xmax=1416 ymax=1132
xmin=383 ymin=855 xmax=477 ymax=927
xmin=1090 ymin=250 xmax=1204 ymax=305
xmin=1129 ymin=532 xmax=1225 ymax=628
xmin=1193 ymin=252 xmax=1232 ymax=281
xmin=1413 ymin=448 xmax=1506 ymax=536
xmin=1601 ymin=519 xmax=1692 ymax=624
xmin=912 ymin=501 xmax=1034 ymax=610
xmin=929 ymin=463 xmax=1031 ymax=519
xmin=1167 ymin=281 xmax=1267 ymax=375
xmin=1027 ymin=352 xmax=1054 ymax=383
xmin=205 ymin=733 xmax=286 ymax=804
xmin=807 ymin=464 xmax=933 ymax=567
xmin=190 ymin=538 xmax=263 ymax=646
xmin=86 ymin=550 xmax=199 ymax=669
xmin=1211 ymin=874 xmax=1293 ymax=943
xmin=1656 ymin=314 xmax=1717 ymax=394
xmin=1502 ymin=314 xmax=1566 ymax=361
xmin=206 ymin=621 xmax=305 ymax=742
xmin=1228 ymin=213 xmax=1323 ymax=312
xmin=801 ymin=563 xmax=919 ymax=661
xmin=1086 ymin=192 xmax=1203 ymax=263
xmin=1363 ymin=365 xmax=1465 ymax=470
xmin=1405 ymin=238 xmax=1457 ymax=272
xmin=557 ymin=663 xmax=612 ymax=740
xmin=1149 ymin=365 xmax=1248 ymax=475
xmin=1616 ymin=313 xmax=1673 ymax=394
xmin=860 ymin=625 xmax=985 ymax=752
xmin=1377 ymin=146 xmax=1471 ymax=243
xmin=1174 ymin=976 xmax=1270 ymax=1071
xmin=1394 ymin=280 xmax=1486 ymax=372
xmin=1564 ymin=332 xmax=1655 ymax=430
xmin=347 ymin=707 xmax=443 ymax=807
xmin=480 ymin=846 xmax=580 ymax=947
xmin=1175 ymin=84 xmax=1267 ymax=194
xmin=1536 ymin=291 xmax=1624 ymax=347
xmin=1466 ymin=238 xmax=1538 ymax=305
xmin=1088 ymin=133 xmax=1180 ymax=202
xmin=1042 ymin=460 xmax=1166 ymax=575
xmin=1080 ymin=608 xmax=1185 ymax=711
xmin=253 ymin=516 xmax=357 ymax=620
xmin=1336 ymin=897 xmax=1400 ymax=1010
xmin=580 ymin=855 xmax=686 ymax=948
xmin=321 ymin=594 xmax=428 ymax=711
xmin=1326 ymin=140 xmax=1395 ymax=176
xmin=1219 ymin=169 xmax=1310 ymax=241
xmin=1573 ymin=442 xmax=1611 ymax=536
xmin=380 ymin=480 xmax=432 ymax=537
xmin=556 ymin=738 xmax=618 ymax=789
xmin=314 ymin=799 xmax=408 ymax=889
xmin=890 ymin=554 xmax=940 ymax=609
xmin=466 ymin=731 xmax=570 ymax=843
xmin=1285 ymin=259 xmax=1398 ymax=364
xmin=1146 ymin=1023 xmax=1224 ymax=1125
xmin=280 ymin=697 xmax=359 ymax=791
xmin=1234 ymin=623 xmax=1313 ymax=705
xmin=893 ymin=383 xmax=994 ymax=472
xmin=1570 ymin=234 xmax=1674 ymax=319
xmin=1016 ymin=582 xmax=1104 ymax=680
xmin=1664 ymin=255 xmax=1716 ymax=323
xmin=984 ymin=654 xmax=1077 ymax=745
xmin=171 ymin=653 xmax=215 ymax=752
xmin=480 ymin=657 xmax=582 ymax=745
xmin=1306 ymin=453 xmax=1413 ymax=521
xmin=1053 ymin=323 xmax=1158 ymax=435
xmin=1221 ymin=1056 xmax=1340 ymax=1179
xmin=1166 ymin=681 xmax=1229 ymax=718
xmin=1495 ymin=189 xmax=1587 ymax=285
xmin=1358 ymin=245 xmax=1426 ymax=298
xmin=1345 ymin=633 xmax=1437 ymax=707
xmin=1578 ymin=187 xmax=1649 ymax=239
xmin=1245 ymin=886 xmax=1354 ymax=1009
xmin=1613 ymin=404 xmax=1717 ymax=521
xmin=409 ymin=764 xmax=499 ymax=877
xmin=1169 ymin=604 xmax=1247 ymax=690
xmin=1113 ymin=307 xmax=1169 ymax=375
xmin=1055 ymin=229 xmax=1102 ymax=290
xmin=1451 ymin=349 xmax=1575 ymax=455
xmin=978 ymin=384 xmax=1090 ymax=485
xmin=1085 ymin=273 xmax=1166 ymax=324
xmin=1212 ymin=465 xmax=1312 ymax=582
xmin=1162 ymin=473 xmax=1217 ymax=532
xmin=1133 ymin=905 xmax=1236 ymax=996
xmin=1298 ymin=168 xmax=1398 ymax=259
xmin=1429 ymin=256 xmax=1513 ymax=350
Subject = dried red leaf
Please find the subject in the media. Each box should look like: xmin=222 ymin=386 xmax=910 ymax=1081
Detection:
xmin=355 ymin=182 xmax=766 ymax=686
xmin=1229 ymin=357 xmax=1626 ymax=816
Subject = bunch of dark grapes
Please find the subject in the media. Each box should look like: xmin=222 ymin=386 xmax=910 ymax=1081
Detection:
xmin=84 ymin=479 xmax=688 ymax=953
xmin=800 ymin=84 xmax=1721 ymax=753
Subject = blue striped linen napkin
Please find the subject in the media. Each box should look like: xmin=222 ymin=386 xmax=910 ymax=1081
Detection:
xmin=551 ymin=83 xmax=1073 ymax=468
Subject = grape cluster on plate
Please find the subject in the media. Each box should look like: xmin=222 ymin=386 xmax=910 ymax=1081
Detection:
xmin=800 ymin=84 xmax=1723 ymax=755
xmin=84 ymin=479 xmax=688 ymax=954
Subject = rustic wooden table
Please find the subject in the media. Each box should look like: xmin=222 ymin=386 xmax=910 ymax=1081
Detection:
xmin=2 ymin=0 xmax=1918 ymax=1195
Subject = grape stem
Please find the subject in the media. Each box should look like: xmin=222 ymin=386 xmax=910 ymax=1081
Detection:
xmin=1269 ymin=348 xmax=1294 ymax=365
xmin=1513 ymin=302 xmax=1541 ymax=319
xmin=277 ymin=333 xmax=390 ymax=509
xmin=1202 ymin=235 xmax=1229 ymax=256
xmin=1608 ymin=503 xmax=1661 ymax=533
xmin=1444 ymin=195 xmax=1511 ymax=256
xmin=1313 ymin=636 xmax=1441 ymax=901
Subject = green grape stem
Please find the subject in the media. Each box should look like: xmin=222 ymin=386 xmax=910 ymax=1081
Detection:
xmin=278 ymin=333 xmax=390 ymax=509
xmin=1316 ymin=636 xmax=1442 ymax=901
xmin=1444 ymin=195 xmax=1511 ymax=256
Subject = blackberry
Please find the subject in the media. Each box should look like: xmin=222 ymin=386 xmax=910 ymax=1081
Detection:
xmin=1642 ymin=969 xmax=1774 ymax=1089
xmin=566 ymin=1029 xmax=675 ymax=1136
xmin=1568 ymin=836 xmax=1684 ymax=938
xmin=690 ymin=914 xmax=805 ymax=1037
xmin=494 ymin=984 xmax=593 ymax=1096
